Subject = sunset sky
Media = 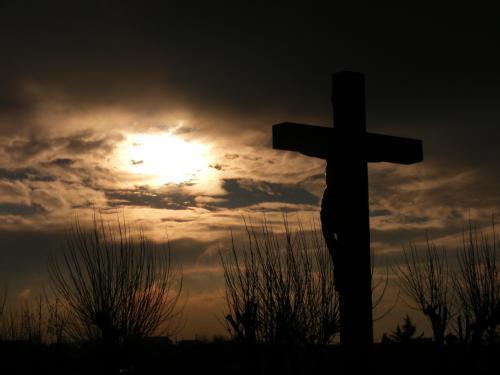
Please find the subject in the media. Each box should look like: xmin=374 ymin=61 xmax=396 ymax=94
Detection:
xmin=1 ymin=2 xmax=499 ymax=339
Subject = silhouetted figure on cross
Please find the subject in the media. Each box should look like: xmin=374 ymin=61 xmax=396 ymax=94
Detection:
xmin=321 ymin=159 xmax=347 ymax=291
xmin=272 ymin=71 xmax=423 ymax=350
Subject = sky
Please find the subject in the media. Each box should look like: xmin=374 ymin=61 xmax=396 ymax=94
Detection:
xmin=0 ymin=1 xmax=499 ymax=339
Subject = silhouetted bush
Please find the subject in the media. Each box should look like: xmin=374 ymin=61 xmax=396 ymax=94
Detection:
xmin=454 ymin=223 xmax=500 ymax=347
xmin=0 ymin=290 xmax=69 ymax=344
xmin=2 ymin=296 xmax=45 ymax=343
xmin=220 ymin=218 xmax=339 ymax=346
xmin=396 ymin=239 xmax=452 ymax=346
xmin=48 ymin=214 xmax=183 ymax=345
xmin=382 ymin=315 xmax=424 ymax=344
xmin=395 ymin=222 xmax=500 ymax=349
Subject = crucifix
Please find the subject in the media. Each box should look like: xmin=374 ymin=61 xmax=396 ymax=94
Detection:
xmin=272 ymin=71 xmax=423 ymax=348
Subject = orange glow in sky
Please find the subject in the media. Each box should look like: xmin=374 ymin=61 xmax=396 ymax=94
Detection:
xmin=115 ymin=132 xmax=214 ymax=186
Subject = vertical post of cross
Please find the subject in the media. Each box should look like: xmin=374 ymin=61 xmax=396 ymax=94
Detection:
xmin=332 ymin=72 xmax=366 ymax=134
xmin=330 ymin=71 xmax=373 ymax=348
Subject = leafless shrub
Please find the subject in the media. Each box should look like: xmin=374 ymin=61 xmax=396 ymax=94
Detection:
xmin=0 ymin=290 xmax=73 ymax=344
xmin=220 ymin=218 xmax=339 ymax=346
xmin=396 ymin=239 xmax=453 ymax=346
xmin=454 ymin=223 xmax=500 ymax=347
xmin=0 ymin=296 xmax=45 ymax=343
xmin=48 ymin=214 xmax=183 ymax=345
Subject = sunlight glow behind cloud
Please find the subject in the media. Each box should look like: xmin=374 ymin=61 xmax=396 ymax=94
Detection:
xmin=115 ymin=132 xmax=214 ymax=185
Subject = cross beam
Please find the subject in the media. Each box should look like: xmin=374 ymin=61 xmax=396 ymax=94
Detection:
xmin=273 ymin=122 xmax=423 ymax=164
xmin=271 ymin=71 xmax=423 ymax=350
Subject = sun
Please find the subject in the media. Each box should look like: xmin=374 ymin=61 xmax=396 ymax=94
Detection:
xmin=116 ymin=132 xmax=213 ymax=185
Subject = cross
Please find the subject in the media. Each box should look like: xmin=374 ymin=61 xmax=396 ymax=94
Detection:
xmin=272 ymin=71 xmax=423 ymax=348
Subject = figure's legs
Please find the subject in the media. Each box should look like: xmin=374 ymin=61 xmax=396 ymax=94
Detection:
xmin=320 ymin=184 xmax=344 ymax=291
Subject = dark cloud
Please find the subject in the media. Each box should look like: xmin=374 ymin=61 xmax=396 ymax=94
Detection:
xmin=103 ymin=178 xmax=319 ymax=211
xmin=213 ymin=178 xmax=319 ymax=208
xmin=161 ymin=217 xmax=195 ymax=223
xmin=209 ymin=164 xmax=223 ymax=171
xmin=105 ymin=187 xmax=197 ymax=210
xmin=371 ymin=213 xmax=499 ymax=251
xmin=0 ymin=230 xmax=65 ymax=284
xmin=371 ymin=225 xmax=458 ymax=249
xmin=167 ymin=237 xmax=215 ymax=266
xmin=0 ymin=78 xmax=41 ymax=134
xmin=2 ymin=131 xmax=121 ymax=165
xmin=224 ymin=154 xmax=240 ymax=161
xmin=65 ymin=134 xmax=117 ymax=155
xmin=0 ymin=202 xmax=45 ymax=216
xmin=45 ymin=158 xmax=76 ymax=167
xmin=370 ymin=209 xmax=392 ymax=217
xmin=0 ymin=2 xmax=497 ymax=133
xmin=4 ymin=136 xmax=54 ymax=162
xmin=397 ymin=214 xmax=431 ymax=225
xmin=0 ymin=167 xmax=54 ymax=182
xmin=0 ymin=79 xmax=34 ymax=116
xmin=246 ymin=205 xmax=308 ymax=214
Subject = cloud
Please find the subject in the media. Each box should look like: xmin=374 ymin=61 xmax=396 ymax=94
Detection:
xmin=105 ymin=186 xmax=197 ymax=211
xmin=0 ymin=180 xmax=31 ymax=205
xmin=212 ymin=178 xmax=319 ymax=208
xmin=102 ymin=177 xmax=320 ymax=214
xmin=0 ymin=167 xmax=55 ymax=182
xmin=370 ymin=209 xmax=392 ymax=217
xmin=1 ymin=131 xmax=122 ymax=166
xmin=167 ymin=237 xmax=217 ymax=267
xmin=0 ymin=203 xmax=45 ymax=216
xmin=45 ymin=158 xmax=76 ymax=167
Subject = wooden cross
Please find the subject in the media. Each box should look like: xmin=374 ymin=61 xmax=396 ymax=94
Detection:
xmin=272 ymin=71 xmax=423 ymax=348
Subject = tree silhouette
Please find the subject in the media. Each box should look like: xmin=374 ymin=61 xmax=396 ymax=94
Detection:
xmin=383 ymin=315 xmax=424 ymax=344
xmin=48 ymin=214 xmax=183 ymax=345
xmin=221 ymin=218 xmax=339 ymax=346
xmin=454 ymin=223 xmax=500 ymax=347
xmin=396 ymin=239 xmax=452 ymax=346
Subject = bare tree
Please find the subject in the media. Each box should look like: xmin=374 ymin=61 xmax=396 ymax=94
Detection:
xmin=454 ymin=223 xmax=500 ymax=347
xmin=48 ymin=214 xmax=183 ymax=345
xmin=396 ymin=239 xmax=453 ymax=346
xmin=221 ymin=218 xmax=339 ymax=346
